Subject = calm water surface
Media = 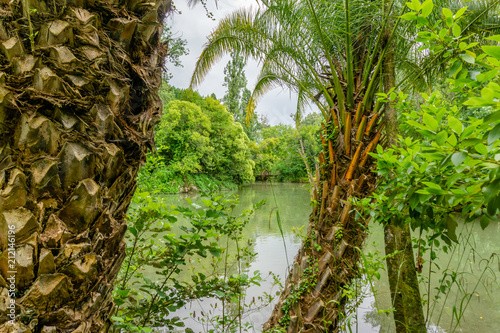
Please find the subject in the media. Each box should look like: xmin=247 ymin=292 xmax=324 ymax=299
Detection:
xmin=152 ymin=183 xmax=500 ymax=333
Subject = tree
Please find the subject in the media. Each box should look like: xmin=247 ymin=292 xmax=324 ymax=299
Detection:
xmin=0 ymin=0 xmax=171 ymax=331
xmin=191 ymin=0 xmax=396 ymax=330
xmin=222 ymin=51 xmax=248 ymax=123
xmin=166 ymin=88 xmax=255 ymax=184
xmin=201 ymin=97 xmax=254 ymax=184
xmin=221 ymin=51 xmax=262 ymax=140
xmin=190 ymin=0 xmax=500 ymax=331
xmin=156 ymin=100 xmax=212 ymax=183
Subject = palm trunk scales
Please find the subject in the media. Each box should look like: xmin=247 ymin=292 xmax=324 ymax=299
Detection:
xmin=0 ymin=0 xmax=170 ymax=331
xmin=264 ymin=101 xmax=384 ymax=332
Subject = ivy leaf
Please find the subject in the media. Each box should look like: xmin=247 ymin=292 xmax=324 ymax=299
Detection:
xmin=451 ymin=152 xmax=467 ymax=166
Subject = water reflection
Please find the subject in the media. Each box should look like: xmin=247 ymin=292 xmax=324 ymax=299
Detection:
xmin=151 ymin=183 xmax=499 ymax=332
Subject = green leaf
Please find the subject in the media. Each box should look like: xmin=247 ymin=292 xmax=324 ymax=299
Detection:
xmin=488 ymin=123 xmax=500 ymax=144
xmin=401 ymin=12 xmax=418 ymax=20
xmin=482 ymin=45 xmax=500 ymax=59
xmin=436 ymin=130 xmax=448 ymax=145
xmin=474 ymin=143 xmax=488 ymax=155
xmin=481 ymin=87 xmax=495 ymax=102
xmin=209 ymin=248 xmax=221 ymax=257
xmin=202 ymin=199 xmax=212 ymax=207
xmin=442 ymin=7 xmax=453 ymax=18
xmin=409 ymin=193 xmax=420 ymax=209
xmin=482 ymin=179 xmax=500 ymax=200
xmin=449 ymin=61 xmax=462 ymax=78
xmin=487 ymin=195 xmax=500 ymax=216
xmin=446 ymin=216 xmax=458 ymax=242
xmin=116 ymin=289 xmax=130 ymax=297
xmin=421 ymin=0 xmax=434 ymax=17
xmin=423 ymin=181 xmax=442 ymax=190
xmin=439 ymin=28 xmax=448 ymax=39
xmin=480 ymin=215 xmax=491 ymax=230
xmin=486 ymin=35 xmax=500 ymax=42
xmin=412 ymin=0 xmax=422 ymax=11
xmin=452 ymin=24 xmax=461 ymax=38
xmin=484 ymin=110 xmax=500 ymax=125
xmin=451 ymin=152 xmax=467 ymax=166
xmin=460 ymin=125 xmax=476 ymax=140
xmin=455 ymin=7 xmax=467 ymax=19
xmin=476 ymin=69 xmax=499 ymax=83
xmin=448 ymin=116 xmax=463 ymax=134
xmin=423 ymin=112 xmax=438 ymax=131
xmin=128 ymin=227 xmax=138 ymax=237
xmin=447 ymin=133 xmax=458 ymax=147
xmin=459 ymin=53 xmax=474 ymax=64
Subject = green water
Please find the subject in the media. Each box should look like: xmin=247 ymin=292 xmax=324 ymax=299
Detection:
xmin=154 ymin=183 xmax=500 ymax=332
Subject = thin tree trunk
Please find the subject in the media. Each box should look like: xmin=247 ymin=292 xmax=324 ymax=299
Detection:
xmin=0 ymin=0 xmax=170 ymax=331
xmin=382 ymin=2 xmax=426 ymax=330
xmin=384 ymin=224 xmax=427 ymax=333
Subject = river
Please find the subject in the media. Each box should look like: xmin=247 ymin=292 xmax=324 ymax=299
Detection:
xmin=154 ymin=183 xmax=500 ymax=332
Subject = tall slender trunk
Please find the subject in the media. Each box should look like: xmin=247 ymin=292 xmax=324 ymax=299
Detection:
xmin=382 ymin=4 xmax=426 ymax=331
xmin=0 ymin=0 xmax=169 ymax=331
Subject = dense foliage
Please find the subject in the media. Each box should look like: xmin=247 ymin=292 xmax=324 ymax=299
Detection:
xmin=369 ymin=2 xmax=500 ymax=243
xmin=139 ymin=85 xmax=255 ymax=193
xmin=250 ymin=113 xmax=322 ymax=182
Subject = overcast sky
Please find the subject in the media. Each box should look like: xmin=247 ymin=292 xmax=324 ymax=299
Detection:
xmin=167 ymin=0 xmax=314 ymax=126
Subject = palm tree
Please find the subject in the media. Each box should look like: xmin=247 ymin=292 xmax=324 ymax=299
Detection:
xmin=0 ymin=0 xmax=170 ymax=331
xmin=191 ymin=0 xmax=400 ymax=330
xmin=191 ymin=0 xmax=500 ymax=331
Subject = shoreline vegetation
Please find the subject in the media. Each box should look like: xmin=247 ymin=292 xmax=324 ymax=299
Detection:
xmin=138 ymin=82 xmax=322 ymax=194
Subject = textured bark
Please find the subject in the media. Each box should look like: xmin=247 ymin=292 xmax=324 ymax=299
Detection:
xmin=264 ymin=102 xmax=383 ymax=331
xmin=0 ymin=0 xmax=170 ymax=331
xmin=384 ymin=224 xmax=426 ymax=333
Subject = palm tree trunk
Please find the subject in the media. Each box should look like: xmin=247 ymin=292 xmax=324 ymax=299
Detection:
xmin=0 ymin=0 xmax=170 ymax=331
xmin=264 ymin=101 xmax=383 ymax=331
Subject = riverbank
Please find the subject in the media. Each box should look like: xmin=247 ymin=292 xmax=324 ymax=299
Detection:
xmin=138 ymin=172 xmax=239 ymax=194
